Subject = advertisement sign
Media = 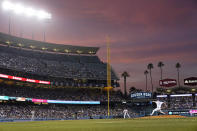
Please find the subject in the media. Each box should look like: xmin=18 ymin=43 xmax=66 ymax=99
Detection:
xmin=168 ymin=111 xmax=189 ymax=115
xmin=26 ymin=98 xmax=32 ymax=101
xmin=32 ymin=99 xmax=47 ymax=103
xmin=0 ymin=96 xmax=9 ymax=100
xmin=189 ymin=110 xmax=197 ymax=114
xmin=9 ymin=97 xmax=17 ymax=100
xmin=170 ymin=94 xmax=192 ymax=97
xmin=16 ymin=97 xmax=26 ymax=101
xmin=184 ymin=77 xmax=197 ymax=86
xmin=0 ymin=73 xmax=50 ymax=85
xmin=47 ymin=100 xmax=100 ymax=104
xmin=159 ymin=79 xmax=177 ymax=87
xmin=157 ymin=94 xmax=193 ymax=98
xmin=0 ymin=95 xmax=100 ymax=105
xmin=156 ymin=95 xmax=167 ymax=98
xmin=130 ymin=92 xmax=152 ymax=99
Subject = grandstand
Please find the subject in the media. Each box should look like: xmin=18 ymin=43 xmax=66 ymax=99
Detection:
xmin=0 ymin=32 xmax=119 ymax=88
xmin=0 ymin=32 xmax=127 ymax=121
xmin=0 ymin=32 xmax=196 ymax=122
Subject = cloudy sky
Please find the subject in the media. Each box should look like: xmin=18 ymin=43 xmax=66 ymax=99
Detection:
xmin=0 ymin=0 xmax=197 ymax=91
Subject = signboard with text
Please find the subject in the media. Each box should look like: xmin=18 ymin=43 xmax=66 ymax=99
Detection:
xmin=130 ymin=92 xmax=152 ymax=99
xmin=184 ymin=77 xmax=197 ymax=86
xmin=159 ymin=79 xmax=177 ymax=87
xmin=189 ymin=110 xmax=197 ymax=114
xmin=168 ymin=110 xmax=189 ymax=115
xmin=0 ymin=74 xmax=50 ymax=85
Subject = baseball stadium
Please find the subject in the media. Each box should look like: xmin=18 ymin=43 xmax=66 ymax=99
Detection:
xmin=0 ymin=0 xmax=197 ymax=131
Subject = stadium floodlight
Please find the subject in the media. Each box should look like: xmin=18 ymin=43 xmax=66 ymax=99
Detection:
xmin=13 ymin=4 xmax=25 ymax=14
xmin=37 ymin=10 xmax=52 ymax=20
xmin=2 ymin=0 xmax=51 ymax=40
xmin=1 ymin=1 xmax=52 ymax=20
xmin=24 ymin=7 xmax=36 ymax=17
xmin=2 ymin=1 xmax=13 ymax=11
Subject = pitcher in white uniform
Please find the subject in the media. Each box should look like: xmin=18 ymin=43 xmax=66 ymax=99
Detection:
xmin=150 ymin=100 xmax=166 ymax=116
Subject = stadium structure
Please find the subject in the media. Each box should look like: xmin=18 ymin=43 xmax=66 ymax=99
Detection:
xmin=0 ymin=32 xmax=119 ymax=88
xmin=0 ymin=32 xmax=128 ymax=121
xmin=0 ymin=1 xmax=197 ymax=131
xmin=0 ymin=32 xmax=197 ymax=122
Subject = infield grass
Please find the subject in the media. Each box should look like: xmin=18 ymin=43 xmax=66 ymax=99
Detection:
xmin=0 ymin=118 xmax=197 ymax=131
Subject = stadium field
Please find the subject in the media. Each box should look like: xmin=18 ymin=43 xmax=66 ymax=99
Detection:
xmin=0 ymin=118 xmax=197 ymax=131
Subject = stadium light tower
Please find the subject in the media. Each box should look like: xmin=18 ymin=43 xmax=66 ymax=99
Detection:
xmin=1 ymin=0 xmax=52 ymax=38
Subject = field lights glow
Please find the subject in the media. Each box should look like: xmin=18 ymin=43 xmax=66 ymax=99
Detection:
xmin=14 ymin=4 xmax=24 ymax=14
xmin=2 ymin=1 xmax=51 ymax=20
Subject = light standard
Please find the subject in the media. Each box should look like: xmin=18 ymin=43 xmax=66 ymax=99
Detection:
xmin=1 ymin=0 xmax=52 ymax=41
xmin=1 ymin=1 xmax=13 ymax=34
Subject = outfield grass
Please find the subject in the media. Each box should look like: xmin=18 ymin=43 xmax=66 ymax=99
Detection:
xmin=0 ymin=118 xmax=197 ymax=131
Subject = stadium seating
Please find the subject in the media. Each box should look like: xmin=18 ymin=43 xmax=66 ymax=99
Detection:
xmin=0 ymin=33 xmax=119 ymax=87
xmin=0 ymin=33 xmax=125 ymax=120
xmin=0 ymin=84 xmax=124 ymax=102
xmin=0 ymin=103 xmax=137 ymax=120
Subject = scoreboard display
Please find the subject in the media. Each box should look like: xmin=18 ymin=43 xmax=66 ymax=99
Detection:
xmin=130 ymin=92 xmax=152 ymax=99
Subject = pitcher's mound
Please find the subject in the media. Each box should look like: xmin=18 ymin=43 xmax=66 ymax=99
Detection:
xmin=138 ymin=115 xmax=186 ymax=119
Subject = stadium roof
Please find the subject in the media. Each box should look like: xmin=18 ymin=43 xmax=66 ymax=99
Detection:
xmin=0 ymin=32 xmax=99 ymax=55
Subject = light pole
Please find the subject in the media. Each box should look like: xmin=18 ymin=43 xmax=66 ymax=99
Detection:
xmin=43 ymin=19 xmax=51 ymax=42
xmin=1 ymin=0 xmax=52 ymax=40
xmin=8 ymin=14 xmax=11 ymax=34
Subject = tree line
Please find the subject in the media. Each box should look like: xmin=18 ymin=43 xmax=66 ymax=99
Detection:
xmin=121 ymin=62 xmax=181 ymax=96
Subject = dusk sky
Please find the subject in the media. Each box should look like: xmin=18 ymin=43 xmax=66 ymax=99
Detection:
xmin=0 ymin=0 xmax=197 ymax=91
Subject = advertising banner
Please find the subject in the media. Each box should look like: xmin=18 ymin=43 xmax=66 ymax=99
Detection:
xmin=0 ymin=95 xmax=100 ymax=105
xmin=32 ymin=99 xmax=47 ymax=103
xmin=9 ymin=97 xmax=17 ymax=100
xmin=189 ymin=110 xmax=197 ymax=114
xmin=130 ymin=92 xmax=152 ymax=99
xmin=0 ymin=73 xmax=50 ymax=85
xmin=16 ymin=97 xmax=26 ymax=101
xmin=184 ymin=77 xmax=197 ymax=86
xmin=159 ymin=79 xmax=177 ymax=87
xmin=0 ymin=96 xmax=9 ymax=100
xmin=168 ymin=111 xmax=189 ymax=115
xmin=156 ymin=95 xmax=167 ymax=98
xmin=47 ymin=100 xmax=100 ymax=104
xmin=170 ymin=94 xmax=192 ymax=97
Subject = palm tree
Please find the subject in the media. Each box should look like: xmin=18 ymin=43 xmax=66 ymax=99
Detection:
xmin=176 ymin=62 xmax=181 ymax=88
xmin=121 ymin=71 xmax=130 ymax=96
xmin=158 ymin=61 xmax=164 ymax=80
xmin=147 ymin=63 xmax=154 ymax=93
xmin=144 ymin=70 xmax=149 ymax=91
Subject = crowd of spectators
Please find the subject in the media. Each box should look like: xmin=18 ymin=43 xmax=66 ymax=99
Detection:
xmin=0 ymin=84 xmax=124 ymax=102
xmin=0 ymin=44 xmax=125 ymax=120
xmin=0 ymin=45 xmax=118 ymax=81
xmin=157 ymin=96 xmax=195 ymax=109
xmin=169 ymin=96 xmax=194 ymax=109
xmin=0 ymin=68 xmax=119 ymax=88
xmin=0 ymin=103 xmax=137 ymax=120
